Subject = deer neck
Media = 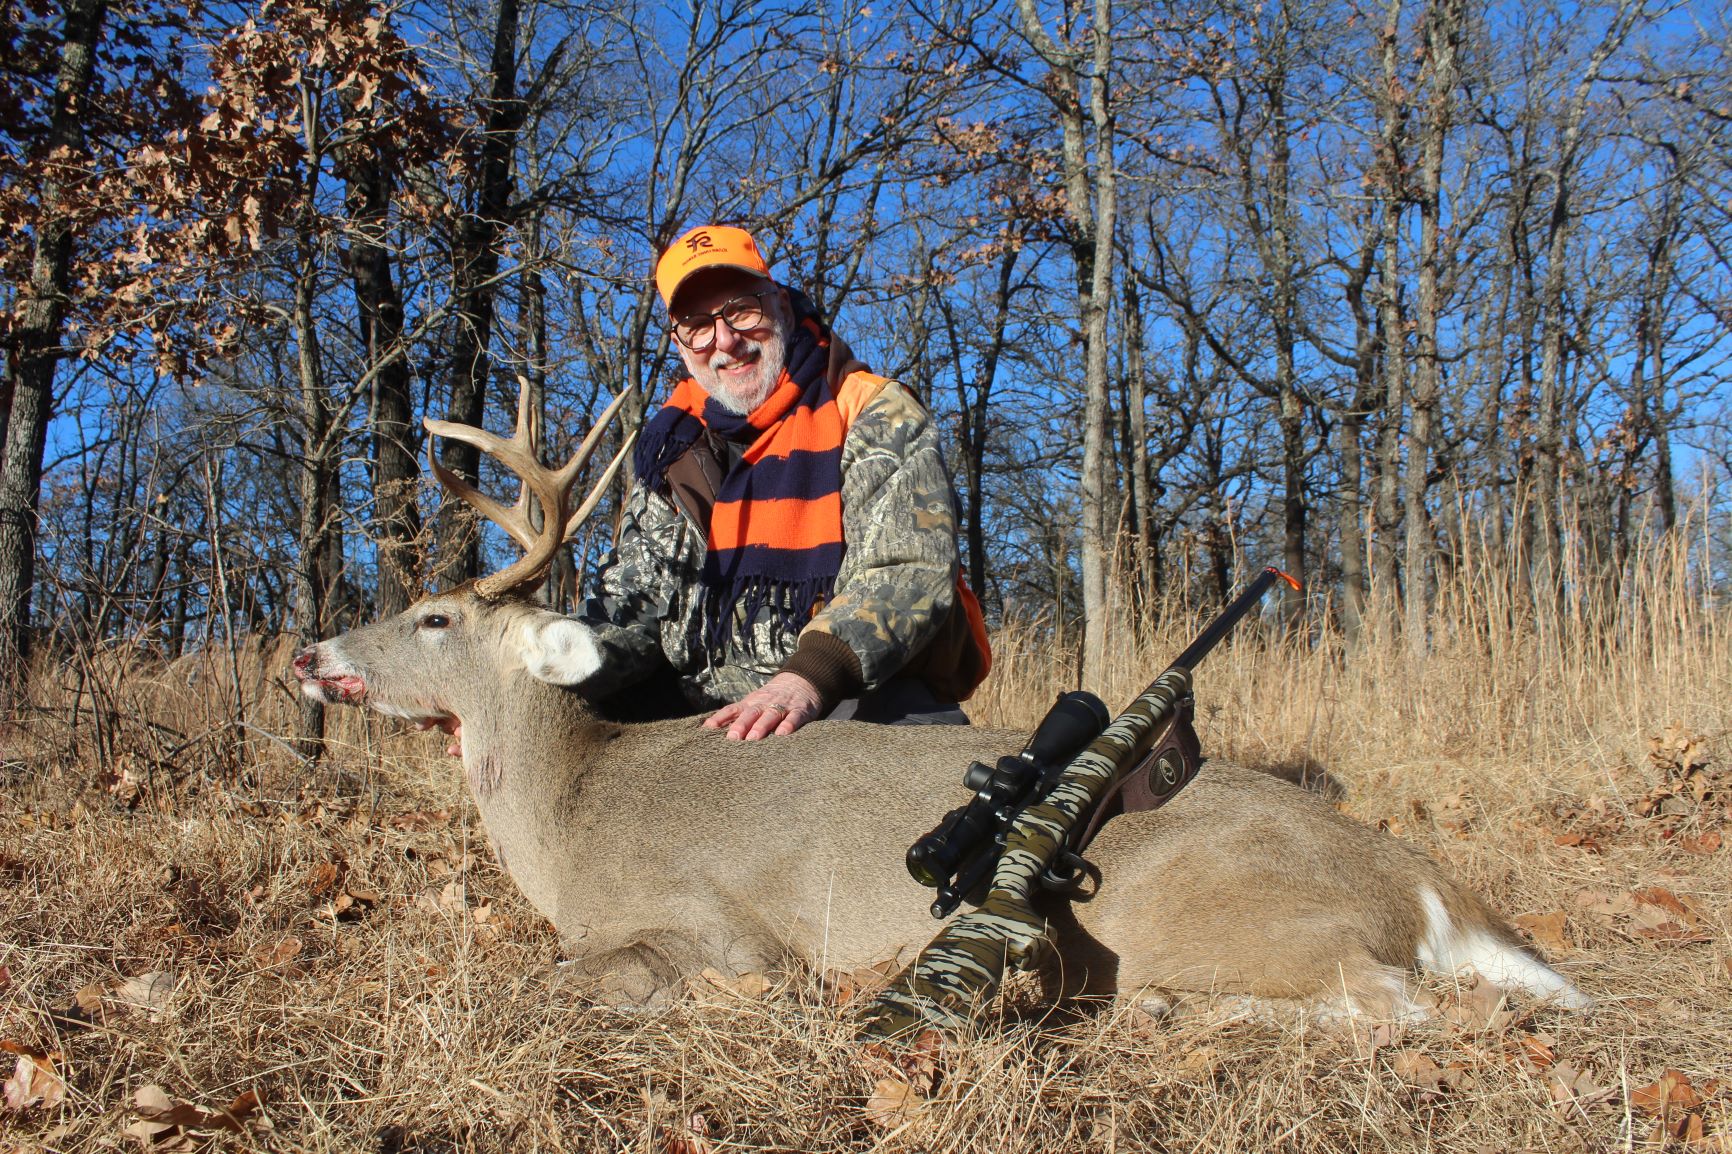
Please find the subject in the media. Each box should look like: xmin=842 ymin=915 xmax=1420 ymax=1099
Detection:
xmin=451 ymin=672 xmax=612 ymax=863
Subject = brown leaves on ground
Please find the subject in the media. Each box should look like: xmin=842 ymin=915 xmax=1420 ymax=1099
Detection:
xmin=1572 ymin=886 xmax=1715 ymax=945
xmin=657 ymin=1110 xmax=718 ymax=1154
xmin=1525 ymin=723 xmax=1726 ymax=858
xmin=861 ymin=1028 xmax=944 ymax=1130
xmin=306 ymin=858 xmax=379 ymax=922
xmin=1387 ymin=1048 xmax=1477 ymax=1098
xmin=125 ymin=1084 xmax=265 ymax=1148
xmin=2 ymin=1043 xmax=67 ymax=1112
xmin=686 ymin=968 xmax=773 ymax=1001
xmin=821 ymin=957 xmax=900 ymax=1006
xmin=1514 ymin=910 xmax=1573 ymax=954
xmin=61 ymin=970 xmax=177 ymax=1027
xmin=1630 ymin=1069 xmax=1728 ymax=1149
xmin=248 ymin=936 xmax=304 ymax=977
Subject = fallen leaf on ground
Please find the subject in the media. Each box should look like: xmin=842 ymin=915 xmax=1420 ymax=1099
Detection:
xmin=1390 ymin=1049 xmax=1445 ymax=1088
xmin=689 ymin=968 xmax=771 ymax=999
xmin=1678 ymin=830 xmax=1723 ymax=855
xmin=1514 ymin=911 xmax=1572 ymax=954
xmin=250 ymin=937 xmax=304 ymax=975
xmin=127 ymin=1083 xmax=262 ymax=1144
xmin=823 ymin=958 xmax=899 ymax=1005
xmin=1515 ymin=1033 xmax=1556 ymax=1070
xmin=306 ymin=861 xmax=342 ymax=897
xmin=1547 ymin=1061 xmax=1612 ymax=1112
xmin=864 ymin=1076 xmax=923 ymax=1129
xmin=1651 ymin=723 xmax=1710 ymax=778
xmin=1632 ymin=1069 xmax=1704 ymax=1115
xmin=2 ymin=1048 xmax=66 ymax=1112
xmin=1443 ymin=973 xmax=1518 ymax=1032
xmin=1629 ymin=887 xmax=1714 ymax=944
xmin=387 ymin=808 xmax=451 ymax=832
xmin=63 ymin=970 xmax=175 ymax=1025
xmin=1571 ymin=886 xmax=1714 ymax=945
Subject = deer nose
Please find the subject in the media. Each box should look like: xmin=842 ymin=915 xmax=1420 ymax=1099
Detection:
xmin=292 ymin=648 xmax=318 ymax=679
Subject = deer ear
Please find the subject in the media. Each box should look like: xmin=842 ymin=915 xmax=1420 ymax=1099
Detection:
xmin=515 ymin=615 xmax=604 ymax=686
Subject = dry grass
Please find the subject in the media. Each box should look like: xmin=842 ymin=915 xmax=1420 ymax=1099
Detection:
xmin=4 ymin=528 xmax=1731 ymax=1152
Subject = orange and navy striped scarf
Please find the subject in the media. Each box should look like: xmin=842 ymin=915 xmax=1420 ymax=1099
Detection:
xmin=634 ymin=294 xmax=850 ymax=652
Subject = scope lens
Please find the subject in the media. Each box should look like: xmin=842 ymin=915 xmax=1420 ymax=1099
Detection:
xmin=905 ymin=844 xmax=944 ymax=888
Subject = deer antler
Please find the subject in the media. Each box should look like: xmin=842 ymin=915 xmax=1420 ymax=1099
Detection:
xmin=424 ymin=379 xmax=637 ymax=600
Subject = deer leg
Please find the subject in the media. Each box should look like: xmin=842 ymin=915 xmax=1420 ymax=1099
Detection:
xmin=556 ymin=930 xmax=711 ymax=1009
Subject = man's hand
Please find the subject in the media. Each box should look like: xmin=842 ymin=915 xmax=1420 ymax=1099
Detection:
xmin=704 ymin=671 xmax=824 ymax=740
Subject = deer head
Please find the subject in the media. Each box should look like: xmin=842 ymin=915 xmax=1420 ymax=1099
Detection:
xmin=293 ymin=380 xmax=637 ymax=736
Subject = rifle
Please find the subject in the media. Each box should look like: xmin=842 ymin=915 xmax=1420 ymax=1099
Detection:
xmin=858 ymin=566 xmax=1301 ymax=1040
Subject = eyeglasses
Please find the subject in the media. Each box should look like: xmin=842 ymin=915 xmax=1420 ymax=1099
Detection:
xmin=672 ymin=291 xmax=773 ymax=353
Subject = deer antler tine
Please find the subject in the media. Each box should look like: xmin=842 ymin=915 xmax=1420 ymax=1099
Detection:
xmin=512 ymin=374 xmax=538 ymax=453
xmin=552 ymin=383 xmax=637 ymax=490
xmin=425 ymin=444 xmax=540 ymax=552
xmin=564 ymin=430 xmax=639 ymax=538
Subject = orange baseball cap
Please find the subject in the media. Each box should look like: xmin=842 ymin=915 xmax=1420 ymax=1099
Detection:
xmin=655 ymin=225 xmax=772 ymax=309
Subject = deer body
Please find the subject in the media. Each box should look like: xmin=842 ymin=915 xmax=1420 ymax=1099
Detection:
xmin=297 ymin=592 xmax=1589 ymax=1016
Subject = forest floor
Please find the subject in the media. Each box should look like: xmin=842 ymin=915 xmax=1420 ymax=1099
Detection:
xmin=3 ymin=614 xmax=1731 ymax=1153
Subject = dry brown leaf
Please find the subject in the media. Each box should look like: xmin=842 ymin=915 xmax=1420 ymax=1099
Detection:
xmin=1516 ymin=1034 xmax=1556 ymax=1070
xmin=387 ymin=807 xmax=451 ymax=831
xmin=1444 ymin=973 xmax=1517 ymax=1032
xmin=864 ymin=1076 xmax=924 ymax=1130
xmin=1651 ymin=723 xmax=1710 ymax=778
xmin=1572 ymin=888 xmax=1636 ymax=925
xmin=113 ymin=972 xmax=176 ymax=1014
xmin=823 ymin=958 xmax=899 ymax=1005
xmin=1390 ymin=1049 xmax=1445 ymax=1089
xmin=250 ymin=937 xmax=304 ymax=975
xmin=1678 ymin=831 xmax=1723 ymax=855
xmin=1630 ymin=887 xmax=1714 ymax=945
xmin=1514 ymin=911 xmax=1572 ymax=955
xmin=1176 ymin=1043 xmax=1222 ymax=1078
xmin=306 ymin=861 xmax=342 ymax=897
xmin=691 ymin=968 xmax=771 ymax=999
xmin=3 ymin=1050 xmax=66 ymax=1112
xmin=1633 ymin=1069 xmax=1705 ymax=1115
xmin=1546 ymin=1061 xmax=1612 ymax=1109
xmin=130 ymin=1082 xmax=262 ymax=1140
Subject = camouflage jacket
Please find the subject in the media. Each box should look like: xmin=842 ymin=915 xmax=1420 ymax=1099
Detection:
xmin=577 ymin=376 xmax=961 ymax=711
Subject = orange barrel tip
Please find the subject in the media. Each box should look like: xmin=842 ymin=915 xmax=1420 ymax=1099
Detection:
xmin=1264 ymin=566 xmax=1302 ymax=592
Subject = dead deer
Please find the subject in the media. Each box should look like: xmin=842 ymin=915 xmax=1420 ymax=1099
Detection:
xmin=292 ymin=386 xmax=1589 ymax=1019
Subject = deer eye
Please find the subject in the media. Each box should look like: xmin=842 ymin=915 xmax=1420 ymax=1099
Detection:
xmin=421 ymin=613 xmax=450 ymax=630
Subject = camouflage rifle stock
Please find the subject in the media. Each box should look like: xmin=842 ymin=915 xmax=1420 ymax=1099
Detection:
xmin=857 ymin=566 xmax=1302 ymax=1040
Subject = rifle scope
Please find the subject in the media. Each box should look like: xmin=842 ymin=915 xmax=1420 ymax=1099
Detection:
xmin=905 ymin=690 xmax=1110 ymax=891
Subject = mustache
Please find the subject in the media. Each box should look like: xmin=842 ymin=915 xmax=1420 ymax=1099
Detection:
xmin=710 ymin=341 xmax=764 ymax=369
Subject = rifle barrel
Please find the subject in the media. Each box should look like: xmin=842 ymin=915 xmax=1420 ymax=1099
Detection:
xmin=1170 ymin=566 xmax=1301 ymax=673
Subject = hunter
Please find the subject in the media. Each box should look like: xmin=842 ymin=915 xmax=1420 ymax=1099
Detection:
xmin=576 ymin=224 xmax=989 ymax=740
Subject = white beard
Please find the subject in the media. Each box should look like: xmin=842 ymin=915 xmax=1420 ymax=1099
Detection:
xmin=690 ymin=312 xmax=789 ymax=416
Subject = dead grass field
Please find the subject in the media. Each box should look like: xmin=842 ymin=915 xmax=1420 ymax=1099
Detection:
xmin=3 ymin=535 xmax=1730 ymax=1152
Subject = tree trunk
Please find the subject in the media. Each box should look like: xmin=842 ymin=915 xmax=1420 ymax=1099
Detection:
xmin=1371 ymin=0 xmax=1407 ymax=622
xmin=1533 ymin=0 xmax=1641 ymax=611
xmin=293 ymin=234 xmax=332 ymax=758
xmin=437 ymin=0 xmax=521 ymax=586
xmin=345 ymin=150 xmax=421 ymax=618
xmin=1015 ymin=0 xmax=1117 ymax=686
xmin=1404 ymin=0 xmax=1464 ymax=654
xmin=0 ymin=0 xmax=107 ymax=718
